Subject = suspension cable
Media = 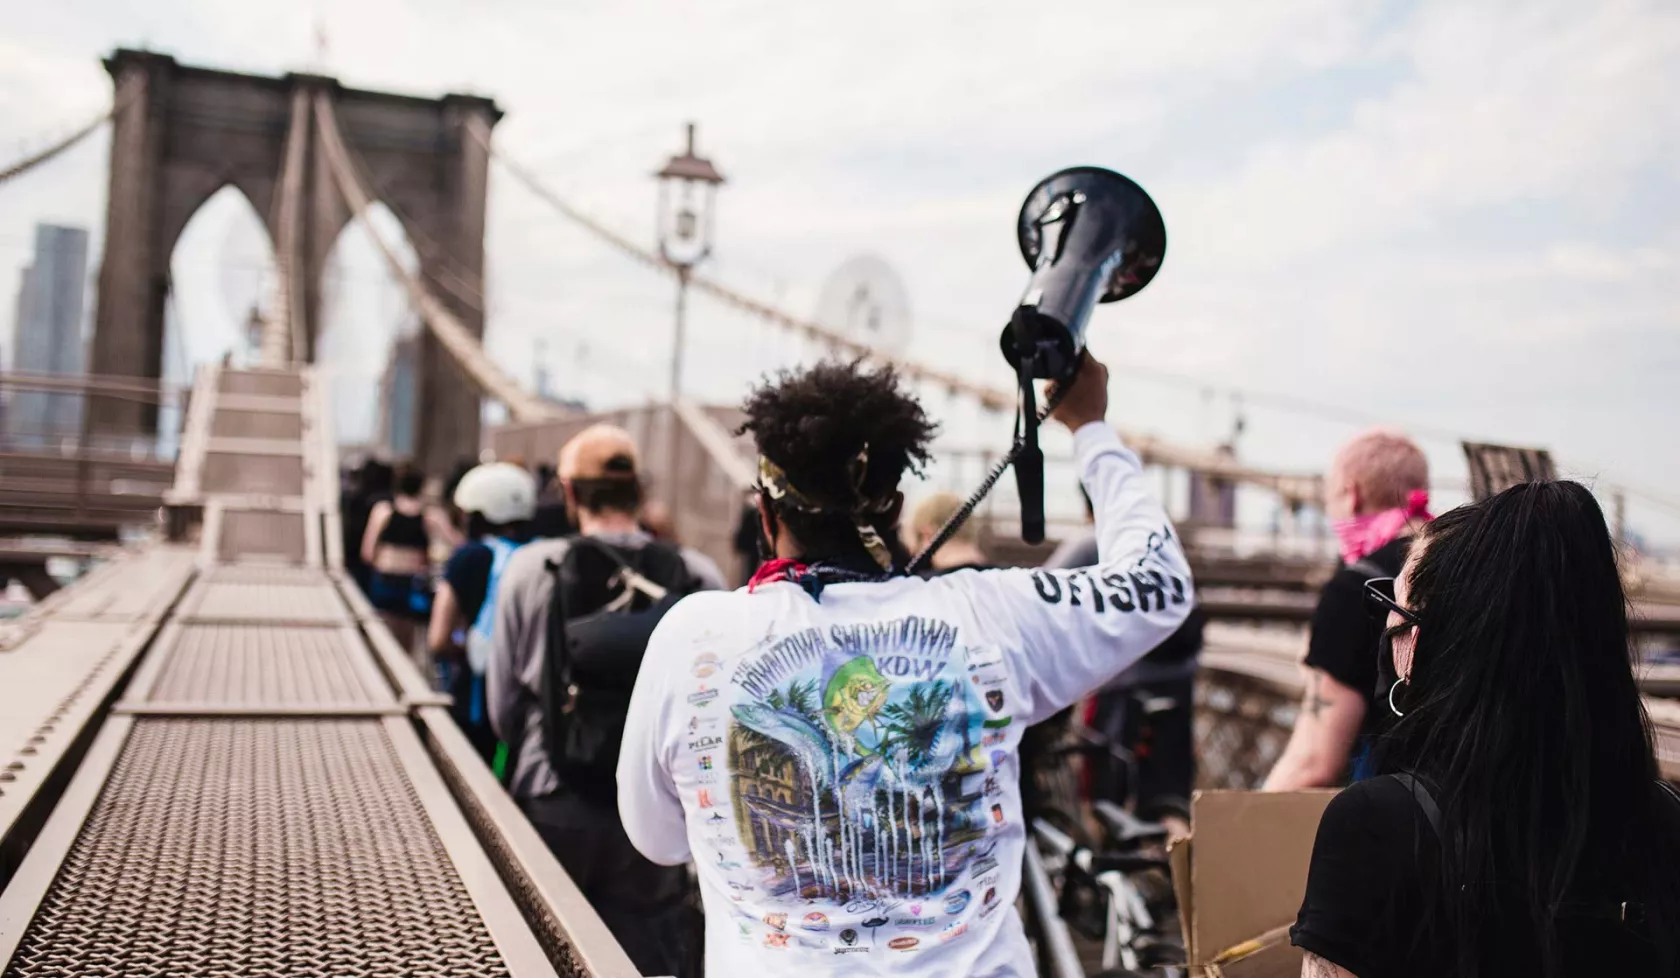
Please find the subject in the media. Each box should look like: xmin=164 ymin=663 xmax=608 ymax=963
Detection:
xmin=0 ymin=98 xmax=124 ymax=187
xmin=313 ymin=92 xmax=557 ymax=423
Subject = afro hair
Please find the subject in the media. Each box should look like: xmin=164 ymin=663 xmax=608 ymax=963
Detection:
xmin=739 ymin=360 xmax=938 ymax=559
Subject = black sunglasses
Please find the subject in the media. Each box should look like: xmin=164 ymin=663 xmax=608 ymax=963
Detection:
xmin=1363 ymin=577 xmax=1421 ymax=626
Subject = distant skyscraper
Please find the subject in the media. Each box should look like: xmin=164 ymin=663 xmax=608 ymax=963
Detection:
xmin=7 ymin=224 xmax=89 ymax=446
xmin=378 ymin=333 xmax=419 ymax=460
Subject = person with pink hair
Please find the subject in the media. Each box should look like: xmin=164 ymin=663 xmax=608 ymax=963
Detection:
xmin=1265 ymin=429 xmax=1432 ymax=790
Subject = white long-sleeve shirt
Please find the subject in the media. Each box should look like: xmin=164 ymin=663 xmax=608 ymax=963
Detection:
xmin=618 ymin=422 xmax=1193 ymax=977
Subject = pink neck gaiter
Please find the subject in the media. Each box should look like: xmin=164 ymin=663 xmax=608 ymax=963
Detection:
xmin=1333 ymin=489 xmax=1433 ymax=564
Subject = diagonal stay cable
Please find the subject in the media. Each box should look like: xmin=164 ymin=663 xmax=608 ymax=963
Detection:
xmin=314 ymin=92 xmax=557 ymax=423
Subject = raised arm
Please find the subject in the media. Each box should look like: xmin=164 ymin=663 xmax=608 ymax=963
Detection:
xmin=965 ymin=357 xmax=1195 ymax=723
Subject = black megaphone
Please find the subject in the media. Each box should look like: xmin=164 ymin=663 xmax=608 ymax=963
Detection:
xmin=1002 ymin=166 xmax=1165 ymax=544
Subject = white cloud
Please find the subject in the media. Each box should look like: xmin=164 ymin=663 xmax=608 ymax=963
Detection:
xmin=3 ymin=0 xmax=1679 ymax=542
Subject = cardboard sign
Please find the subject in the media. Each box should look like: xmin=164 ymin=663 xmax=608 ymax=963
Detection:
xmin=1462 ymin=441 xmax=1555 ymax=501
xmin=1170 ymin=789 xmax=1337 ymax=977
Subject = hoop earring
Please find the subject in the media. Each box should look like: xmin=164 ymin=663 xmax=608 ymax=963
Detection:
xmin=1388 ymin=678 xmax=1408 ymax=718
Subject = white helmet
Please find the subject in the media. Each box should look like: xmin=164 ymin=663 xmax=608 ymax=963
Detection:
xmin=452 ymin=462 xmax=537 ymax=525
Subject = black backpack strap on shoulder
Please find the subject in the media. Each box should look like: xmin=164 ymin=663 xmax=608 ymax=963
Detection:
xmin=541 ymin=548 xmax=575 ymax=737
xmin=1390 ymin=772 xmax=1443 ymax=837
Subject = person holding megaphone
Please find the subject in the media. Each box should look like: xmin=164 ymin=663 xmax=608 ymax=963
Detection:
xmin=616 ymin=348 xmax=1193 ymax=975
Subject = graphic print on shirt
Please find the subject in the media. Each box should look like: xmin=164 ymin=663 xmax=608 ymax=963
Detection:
xmin=723 ymin=614 xmax=1002 ymax=907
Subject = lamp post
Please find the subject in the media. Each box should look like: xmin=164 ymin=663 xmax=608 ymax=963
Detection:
xmin=654 ymin=122 xmax=725 ymax=403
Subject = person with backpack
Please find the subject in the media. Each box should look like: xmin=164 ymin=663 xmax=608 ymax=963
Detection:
xmin=428 ymin=462 xmax=538 ymax=768
xmin=616 ymin=356 xmax=1193 ymax=976
xmin=1293 ymin=481 xmax=1680 ymax=977
xmin=487 ymin=423 xmax=725 ymax=977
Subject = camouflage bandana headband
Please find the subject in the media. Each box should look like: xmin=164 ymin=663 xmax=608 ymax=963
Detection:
xmin=757 ymin=445 xmax=895 ymax=572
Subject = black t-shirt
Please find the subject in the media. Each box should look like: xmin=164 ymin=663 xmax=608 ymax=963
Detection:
xmin=1304 ymin=537 xmax=1411 ymax=731
xmin=444 ymin=542 xmax=496 ymax=626
xmin=1293 ymin=776 xmax=1676 ymax=978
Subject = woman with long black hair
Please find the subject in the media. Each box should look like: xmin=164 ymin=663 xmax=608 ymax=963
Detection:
xmin=1292 ymin=480 xmax=1680 ymax=977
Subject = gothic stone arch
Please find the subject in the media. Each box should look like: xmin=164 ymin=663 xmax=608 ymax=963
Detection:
xmin=92 ymin=49 xmax=500 ymax=473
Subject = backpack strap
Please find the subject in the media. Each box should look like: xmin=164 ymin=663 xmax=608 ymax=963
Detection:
xmin=1389 ymin=772 xmax=1443 ymax=837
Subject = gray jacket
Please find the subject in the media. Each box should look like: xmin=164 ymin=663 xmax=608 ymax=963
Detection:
xmin=486 ymin=531 xmax=726 ymax=800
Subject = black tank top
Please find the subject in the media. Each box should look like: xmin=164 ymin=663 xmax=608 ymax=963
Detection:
xmin=378 ymin=507 xmax=429 ymax=551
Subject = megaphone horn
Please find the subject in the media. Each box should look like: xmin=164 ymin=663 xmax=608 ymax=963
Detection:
xmin=1001 ymin=166 xmax=1166 ymax=382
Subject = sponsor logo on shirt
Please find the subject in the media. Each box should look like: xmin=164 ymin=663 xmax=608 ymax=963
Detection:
xmin=982 ymin=729 xmax=1007 ymax=746
xmin=698 ymin=789 xmax=715 ymax=809
xmin=990 ymin=750 xmax=1008 ymax=769
xmin=764 ymin=933 xmax=789 ymax=949
xmin=983 ymin=777 xmax=1002 ymax=797
xmin=698 ymin=755 xmax=713 ymax=771
xmin=844 ymin=899 xmax=877 ymax=915
xmin=991 ymin=803 xmax=1005 ymax=825
xmin=980 ymin=886 xmax=1001 ymax=917
xmin=834 ymin=928 xmax=867 ymax=954
xmin=687 ymin=735 xmax=723 ymax=752
xmin=862 ymin=916 xmax=889 ymax=931
xmin=692 ymin=652 xmax=722 ymax=678
xmin=939 ymin=922 xmax=968 ymax=944
xmin=971 ymin=856 xmax=999 ymax=877
xmin=985 ymin=689 xmax=1006 ymax=712
xmin=966 ymin=649 xmax=1004 ymax=672
xmin=687 ymin=715 xmax=720 ymax=733
xmin=943 ymin=890 xmax=971 ymax=915
xmin=892 ymin=916 xmax=936 ymax=928
xmin=687 ymin=685 xmax=719 ymax=707
xmin=888 ymin=937 xmax=920 ymax=951
xmin=802 ymin=912 xmax=829 ymax=932
xmin=764 ymin=913 xmax=788 ymax=931
xmin=970 ymin=670 xmax=1007 ymax=688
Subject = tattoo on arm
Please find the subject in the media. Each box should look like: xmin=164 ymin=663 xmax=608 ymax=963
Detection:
xmin=1305 ymin=671 xmax=1331 ymax=719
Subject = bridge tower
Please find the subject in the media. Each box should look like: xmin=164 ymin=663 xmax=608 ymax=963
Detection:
xmin=90 ymin=50 xmax=500 ymax=474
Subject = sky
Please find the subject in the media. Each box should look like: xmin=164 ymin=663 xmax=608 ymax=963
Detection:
xmin=2 ymin=0 xmax=1679 ymax=545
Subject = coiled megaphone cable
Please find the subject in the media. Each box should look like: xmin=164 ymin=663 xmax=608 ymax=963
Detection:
xmin=905 ymin=367 xmax=1072 ymax=576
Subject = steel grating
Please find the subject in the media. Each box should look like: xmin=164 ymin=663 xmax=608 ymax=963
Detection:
xmin=185 ymin=579 xmax=344 ymax=624
xmin=145 ymin=625 xmax=393 ymax=707
xmin=201 ymin=453 xmax=305 ymax=496
xmin=2 ymin=719 xmax=511 ymax=978
xmin=218 ymin=371 xmax=303 ymax=398
xmin=210 ymin=409 xmax=304 ymax=441
xmin=204 ymin=565 xmax=325 ymax=587
xmin=217 ymin=511 xmax=308 ymax=565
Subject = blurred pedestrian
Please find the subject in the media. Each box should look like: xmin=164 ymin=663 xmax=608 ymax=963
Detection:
xmin=1266 ymin=429 xmax=1431 ymax=789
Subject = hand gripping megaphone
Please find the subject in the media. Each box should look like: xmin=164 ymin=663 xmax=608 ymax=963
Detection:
xmin=907 ymin=166 xmax=1165 ymax=573
xmin=1003 ymin=167 xmax=1166 ymax=544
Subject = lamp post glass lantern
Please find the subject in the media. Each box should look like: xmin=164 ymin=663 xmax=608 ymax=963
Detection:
xmin=655 ymin=122 xmax=725 ymax=402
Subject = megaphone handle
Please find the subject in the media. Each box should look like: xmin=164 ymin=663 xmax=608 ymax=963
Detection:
xmin=1016 ymin=353 xmax=1047 ymax=545
xmin=904 ymin=351 xmax=1070 ymax=574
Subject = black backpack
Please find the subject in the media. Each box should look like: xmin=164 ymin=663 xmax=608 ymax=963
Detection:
xmin=540 ymin=536 xmax=699 ymax=802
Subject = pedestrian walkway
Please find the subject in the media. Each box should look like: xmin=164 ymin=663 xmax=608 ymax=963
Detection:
xmin=0 ymin=366 xmax=642 ymax=978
